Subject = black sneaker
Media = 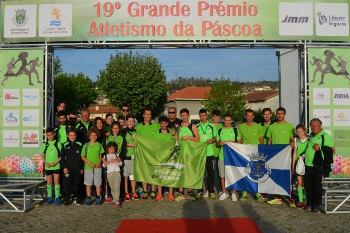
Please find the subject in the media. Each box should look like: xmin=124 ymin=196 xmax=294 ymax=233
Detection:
xmin=73 ymin=198 xmax=81 ymax=206
xmin=312 ymin=206 xmax=322 ymax=213
xmin=63 ymin=198 xmax=71 ymax=206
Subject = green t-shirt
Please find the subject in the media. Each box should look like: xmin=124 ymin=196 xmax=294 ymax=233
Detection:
xmin=305 ymin=131 xmax=334 ymax=167
xmin=157 ymin=130 xmax=175 ymax=143
xmin=106 ymin=135 xmax=123 ymax=154
xmin=40 ymin=140 xmax=62 ymax=170
xmin=296 ymin=138 xmax=309 ymax=157
xmin=237 ymin=123 xmax=263 ymax=145
xmin=136 ymin=122 xmax=160 ymax=136
xmin=261 ymin=123 xmax=272 ymax=144
xmin=178 ymin=125 xmax=194 ymax=138
xmin=197 ymin=121 xmax=217 ymax=156
xmin=267 ymin=122 xmax=294 ymax=145
xmin=213 ymin=123 xmax=223 ymax=158
xmin=57 ymin=125 xmax=68 ymax=144
xmin=218 ymin=127 xmax=237 ymax=160
xmin=125 ymin=130 xmax=136 ymax=157
xmin=81 ymin=142 xmax=104 ymax=170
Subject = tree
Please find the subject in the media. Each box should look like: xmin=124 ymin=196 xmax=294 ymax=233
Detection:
xmin=98 ymin=51 xmax=167 ymax=120
xmin=204 ymin=79 xmax=245 ymax=122
xmin=53 ymin=56 xmax=63 ymax=76
xmin=54 ymin=73 xmax=97 ymax=112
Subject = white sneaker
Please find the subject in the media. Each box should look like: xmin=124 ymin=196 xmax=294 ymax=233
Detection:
xmin=203 ymin=191 xmax=209 ymax=198
xmin=219 ymin=192 xmax=229 ymax=201
xmin=231 ymin=192 xmax=238 ymax=202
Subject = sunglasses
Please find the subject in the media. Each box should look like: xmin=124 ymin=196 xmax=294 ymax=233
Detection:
xmin=168 ymin=112 xmax=176 ymax=114
xmin=122 ymin=109 xmax=129 ymax=112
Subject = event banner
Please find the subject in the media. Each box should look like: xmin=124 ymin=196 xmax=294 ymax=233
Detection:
xmin=0 ymin=0 xmax=349 ymax=43
xmin=134 ymin=135 xmax=207 ymax=189
xmin=224 ymin=143 xmax=292 ymax=196
xmin=0 ymin=49 xmax=44 ymax=177
xmin=308 ymin=48 xmax=350 ymax=177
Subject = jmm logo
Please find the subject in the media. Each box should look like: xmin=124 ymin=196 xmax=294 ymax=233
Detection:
xmin=281 ymin=15 xmax=309 ymax=23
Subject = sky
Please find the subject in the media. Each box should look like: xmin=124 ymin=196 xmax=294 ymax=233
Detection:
xmin=55 ymin=48 xmax=279 ymax=82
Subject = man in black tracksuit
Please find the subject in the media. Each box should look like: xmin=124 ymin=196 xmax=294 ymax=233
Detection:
xmin=75 ymin=109 xmax=93 ymax=145
xmin=61 ymin=128 xmax=83 ymax=205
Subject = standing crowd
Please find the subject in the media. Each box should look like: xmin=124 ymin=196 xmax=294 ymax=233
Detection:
xmin=42 ymin=102 xmax=334 ymax=212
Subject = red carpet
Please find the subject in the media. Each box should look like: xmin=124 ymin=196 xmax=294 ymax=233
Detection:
xmin=116 ymin=218 xmax=262 ymax=233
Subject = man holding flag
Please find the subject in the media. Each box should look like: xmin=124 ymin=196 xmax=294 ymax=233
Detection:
xmin=237 ymin=109 xmax=265 ymax=202
xmin=266 ymin=107 xmax=295 ymax=206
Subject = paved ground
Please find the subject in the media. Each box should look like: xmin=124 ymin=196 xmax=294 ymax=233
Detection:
xmin=0 ymin=196 xmax=349 ymax=233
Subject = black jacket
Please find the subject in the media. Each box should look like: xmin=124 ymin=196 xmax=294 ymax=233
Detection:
xmin=75 ymin=121 xmax=93 ymax=145
xmin=61 ymin=141 xmax=83 ymax=171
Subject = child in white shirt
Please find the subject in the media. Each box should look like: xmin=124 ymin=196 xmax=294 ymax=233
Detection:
xmin=102 ymin=142 xmax=122 ymax=207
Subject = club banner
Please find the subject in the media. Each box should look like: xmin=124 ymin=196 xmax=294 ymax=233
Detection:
xmin=308 ymin=48 xmax=350 ymax=177
xmin=134 ymin=135 xmax=207 ymax=189
xmin=0 ymin=0 xmax=349 ymax=43
xmin=0 ymin=49 xmax=45 ymax=177
xmin=224 ymin=143 xmax=292 ymax=196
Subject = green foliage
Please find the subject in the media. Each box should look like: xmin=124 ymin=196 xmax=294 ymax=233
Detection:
xmin=53 ymin=56 xmax=63 ymax=76
xmin=204 ymin=79 xmax=245 ymax=122
xmin=54 ymin=73 xmax=97 ymax=112
xmin=98 ymin=51 xmax=167 ymax=120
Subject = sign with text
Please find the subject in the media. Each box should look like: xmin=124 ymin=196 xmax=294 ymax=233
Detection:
xmin=0 ymin=49 xmax=44 ymax=177
xmin=1 ymin=0 xmax=349 ymax=43
xmin=308 ymin=48 xmax=350 ymax=177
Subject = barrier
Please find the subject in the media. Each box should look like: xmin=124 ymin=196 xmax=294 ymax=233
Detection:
xmin=323 ymin=178 xmax=350 ymax=214
xmin=0 ymin=177 xmax=46 ymax=213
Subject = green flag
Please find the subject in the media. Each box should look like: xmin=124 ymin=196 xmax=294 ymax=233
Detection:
xmin=134 ymin=135 xmax=207 ymax=189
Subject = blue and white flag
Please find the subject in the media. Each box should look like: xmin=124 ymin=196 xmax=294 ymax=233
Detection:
xmin=224 ymin=143 xmax=292 ymax=196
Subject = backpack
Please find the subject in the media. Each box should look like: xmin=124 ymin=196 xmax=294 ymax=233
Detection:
xmin=218 ymin=127 xmax=238 ymax=143
xmin=43 ymin=141 xmax=60 ymax=156
xmin=312 ymin=134 xmax=333 ymax=175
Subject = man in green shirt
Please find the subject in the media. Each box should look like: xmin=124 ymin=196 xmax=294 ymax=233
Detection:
xmin=260 ymin=108 xmax=275 ymax=144
xmin=304 ymin=118 xmax=335 ymax=213
xmin=136 ymin=107 xmax=160 ymax=199
xmin=41 ymin=128 xmax=62 ymax=205
xmin=197 ymin=108 xmax=218 ymax=199
xmin=237 ymin=109 xmax=264 ymax=202
xmin=54 ymin=110 xmax=69 ymax=144
xmin=217 ymin=114 xmax=238 ymax=201
xmin=267 ymin=107 xmax=294 ymax=145
xmin=76 ymin=109 xmax=93 ymax=145
xmin=266 ymin=107 xmax=294 ymax=206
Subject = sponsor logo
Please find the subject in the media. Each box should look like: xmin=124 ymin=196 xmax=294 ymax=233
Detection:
xmin=13 ymin=9 xmax=27 ymax=26
xmin=317 ymin=12 xmax=347 ymax=28
xmin=4 ymin=93 xmax=19 ymax=100
xmin=23 ymin=94 xmax=39 ymax=101
xmin=281 ymin=15 xmax=310 ymax=24
xmin=315 ymin=3 xmax=349 ymax=36
xmin=313 ymin=88 xmax=330 ymax=105
xmin=49 ymin=7 xmax=62 ymax=26
xmin=5 ymin=113 xmax=18 ymax=123
xmin=246 ymin=153 xmax=271 ymax=183
xmin=279 ymin=3 xmax=313 ymax=36
xmin=334 ymin=93 xmax=349 ymax=99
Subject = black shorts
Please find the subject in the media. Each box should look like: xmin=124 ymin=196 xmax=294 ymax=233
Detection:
xmin=45 ymin=169 xmax=61 ymax=176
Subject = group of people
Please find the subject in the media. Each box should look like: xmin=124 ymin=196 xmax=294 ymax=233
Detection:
xmin=42 ymin=102 xmax=334 ymax=212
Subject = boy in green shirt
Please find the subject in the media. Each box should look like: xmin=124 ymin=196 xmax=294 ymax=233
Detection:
xmin=122 ymin=114 xmax=139 ymax=201
xmin=217 ymin=114 xmax=238 ymax=201
xmin=136 ymin=107 xmax=160 ymax=199
xmin=41 ymin=128 xmax=62 ymax=205
xmin=81 ymin=128 xmax=105 ymax=205
xmin=237 ymin=109 xmax=264 ymax=202
xmin=197 ymin=108 xmax=218 ymax=200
